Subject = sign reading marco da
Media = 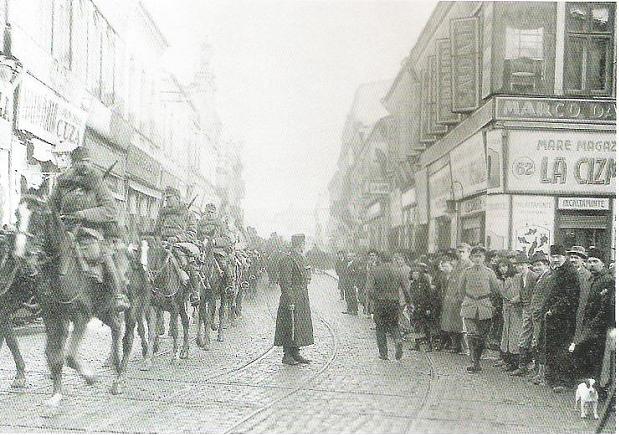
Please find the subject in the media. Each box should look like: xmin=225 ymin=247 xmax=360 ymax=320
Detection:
xmin=495 ymin=97 xmax=616 ymax=124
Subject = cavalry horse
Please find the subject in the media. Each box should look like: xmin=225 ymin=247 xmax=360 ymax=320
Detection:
xmin=140 ymin=238 xmax=192 ymax=369
xmin=0 ymin=230 xmax=38 ymax=389
xmin=13 ymin=195 xmax=135 ymax=408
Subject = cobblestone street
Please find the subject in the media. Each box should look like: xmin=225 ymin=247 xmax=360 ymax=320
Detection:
xmin=0 ymin=273 xmax=615 ymax=433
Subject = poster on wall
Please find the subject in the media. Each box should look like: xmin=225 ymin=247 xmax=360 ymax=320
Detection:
xmin=511 ymin=195 xmax=555 ymax=256
xmin=485 ymin=194 xmax=509 ymax=250
xmin=450 ymin=132 xmax=487 ymax=198
xmin=486 ymin=128 xmax=503 ymax=192
xmin=506 ymin=130 xmax=616 ymax=194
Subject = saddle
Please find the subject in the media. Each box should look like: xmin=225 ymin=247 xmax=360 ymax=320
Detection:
xmin=64 ymin=227 xmax=105 ymax=283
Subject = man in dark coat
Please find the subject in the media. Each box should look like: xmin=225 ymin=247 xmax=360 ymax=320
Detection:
xmin=334 ymin=250 xmax=347 ymax=300
xmin=367 ymin=252 xmax=412 ymax=360
xmin=543 ymin=244 xmax=581 ymax=392
xmin=49 ymin=146 xmax=130 ymax=312
xmin=528 ymin=252 xmax=554 ymax=384
xmin=570 ymin=247 xmax=615 ymax=382
xmin=153 ymin=186 xmax=200 ymax=305
xmin=274 ymin=233 xmax=314 ymax=365
xmin=196 ymin=203 xmax=235 ymax=292
xmin=341 ymin=251 xmax=359 ymax=315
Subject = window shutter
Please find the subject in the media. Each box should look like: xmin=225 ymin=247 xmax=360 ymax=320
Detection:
xmin=450 ymin=17 xmax=481 ymax=112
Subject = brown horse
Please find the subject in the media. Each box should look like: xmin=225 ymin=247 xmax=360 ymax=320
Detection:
xmin=13 ymin=195 xmax=133 ymax=408
xmin=0 ymin=231 xmax=38 ymax=389
xmin=141 ymin=238 xmax=191 ymax=370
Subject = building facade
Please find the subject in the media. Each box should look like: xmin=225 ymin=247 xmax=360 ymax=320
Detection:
xmin=330 ymin=1 xmax=616 ymax=260
xmin=0 ymin=0 xmax=243 ymax=233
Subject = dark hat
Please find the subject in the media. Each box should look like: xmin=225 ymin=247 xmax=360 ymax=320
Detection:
xmin=164 ymin=186 xmax=180 ymax=198
xmin=549 ymin=244 xmax=566 ymax=256
xmin=204 ymin=203 xmax=216 ymax=211
xmin=513 ymin=252 xmax=530 ymax=264
xmin=441 ymin=250 xmax=458 ymax=262
xmin=70 ymin=146 xmax=91 ymax=162
xmin=530 ymin=251 xmax=549 ymax=264
xmin=587 ymin=247 xmax=607 ymax=263
xmin=291 ymin=233 xmax=305 ymax=246
xmin=566 ymin=245 xmax=588 ymax=259
xmin=470 ymin=245 xmax=487 ymax=255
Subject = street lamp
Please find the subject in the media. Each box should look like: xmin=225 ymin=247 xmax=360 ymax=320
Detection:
xmin=446 ymin=181 xmax=464 ymax=214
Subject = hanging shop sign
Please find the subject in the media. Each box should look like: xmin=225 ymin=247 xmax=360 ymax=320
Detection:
xmin=414 ymin=169 xmax=428 ymax=224
xmin=558 ymin=197 xmax=610 ymax=210
xmin=450 ymin=132 xmax=487 ymax=199
xmin=506 ymin=130 xmax=616 ymax=195
xmin=486 ymin=129 xmax=503 ymax=192
xmin=435 ymin=38 xmax=460 ymax=124
xmin=367 ymin=181 xmax=390 ymax=195
xmin=460 ymin=195 xmax=486 ymax=216
xmin=429 ymin=163 xmax=452 ymax=218
xmin=450 ymin=17 xmax=480 ymax=112
xmin=511 ymin=195 xmax=554 ymax=255
xmin=495 ymin=97 xmax=616 ymax=124
xmin=16 ymin=75 xmax=86 ymax=148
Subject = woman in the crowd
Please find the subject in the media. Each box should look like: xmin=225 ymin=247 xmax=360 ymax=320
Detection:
xmin=492 ymin=257 xmax=518 ymax=370
xmin=409 ymin=262 xmax=441 ymax=352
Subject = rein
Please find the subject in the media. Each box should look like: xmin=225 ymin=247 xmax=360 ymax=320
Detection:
xmin=148 ymin=248 xmax=181 ymax=299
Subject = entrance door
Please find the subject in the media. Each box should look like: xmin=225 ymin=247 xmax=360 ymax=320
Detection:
xmin=557 ymin=213 xmax=610 ymax=253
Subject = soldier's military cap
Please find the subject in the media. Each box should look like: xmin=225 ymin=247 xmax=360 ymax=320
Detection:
xmin=512 ymin=252 xmax=530 ymax=264
xmin=549 ymin=244 xmax=566 ymax=256
xmin=205 ymin=203 xmax=217 ymax=211
xmin=70 ymin=146 xmax=91 ymax=162
xmin=470 ymin=245 xmax=487 ymax=255
xmin=530 ymin=251 xmax=549 ymax=264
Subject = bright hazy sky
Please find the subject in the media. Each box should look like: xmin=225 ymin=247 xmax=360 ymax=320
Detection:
xmin=143 ymin=0 xmax=436 ymax=238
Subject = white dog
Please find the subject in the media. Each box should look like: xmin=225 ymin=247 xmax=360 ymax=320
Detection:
xmin=574 ymin=379 xmax=599 ymax=419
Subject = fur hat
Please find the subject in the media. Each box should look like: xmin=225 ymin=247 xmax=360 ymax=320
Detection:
xmin=549 ymin=244 xmax=566 ymax=256
xmin=530 ymin=251 xmax=550 ymax=264
xmin=470 ymin=245 xmax=487 ymax=255
xmin=512 ymin=252 xmax=530 ymax=264
xmin=587 ymin=247 xmax=607 ymax=264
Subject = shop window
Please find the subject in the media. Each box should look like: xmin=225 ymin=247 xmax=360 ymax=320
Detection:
xmin=504 ymin=27 xmax=545 ymax=92
xmin=565 ymin=3 xmax=615 ymax=95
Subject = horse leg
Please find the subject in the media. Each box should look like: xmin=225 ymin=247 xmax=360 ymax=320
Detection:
xmin=170 ymin=309 xmax=180 ymax=365
xmin=196 ymin=295 xmax=205 ymax=348
xmin=179 ymin=302 xmax=190 ymax=359
xmin=217 ymin=293 xmax=225 ymax=342
xmin=65 ymin=314 xmax=96 ymax=386
xmin=111 ymin=311 xmax=135 ymax=395
xmin=137 ymin=305 xmax=148 ymax=358
xmin=103 ymin=314 xmax=122 ymax=394
xmin=44 ymin=317 xmax=69 ymax=408
xmin=3 ymin=321 xmax=26 ymax=388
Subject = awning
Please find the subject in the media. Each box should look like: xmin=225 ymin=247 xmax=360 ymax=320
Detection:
xmin=127 ymin=179 xmax=161 ymax=200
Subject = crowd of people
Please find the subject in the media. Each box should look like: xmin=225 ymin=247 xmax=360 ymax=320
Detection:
xmin=334 ymin=243 xmax=615 ymax=399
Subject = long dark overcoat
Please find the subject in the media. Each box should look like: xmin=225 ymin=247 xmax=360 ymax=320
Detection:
xmin=274 ymin=251 xmax=314 ymax=347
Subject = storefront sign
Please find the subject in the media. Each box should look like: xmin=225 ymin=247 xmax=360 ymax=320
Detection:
xmin=367 ymin=181 xmax=390 ymax=195
xmin=450 ymin=132 xmax=487 ymax=198
xmin=461 ymin=195 xmax=486 ymax=216
xmin=485 ymin=194 xmax=509 ymax=249
xmin=450 ymin=17 xmax=479 ymax=112
xmin=511 ymin=195 xmax=554 ymax=255
xmin=495 ymin=97 xmax=616 ymax=124
xmin=428 ymin=55 xmax=448 ymax=135
xmin=127 ymin=144 xmax=160 ymax=188
xmin=436 ymin=39 xmax=460 ymax=124
xmin=17 ymin=75 xmax=86 ymax=148
xmin=558 ymin=197 xmax=610 ymax=210
xmin=429 ymin=164 xmax=452 ymax=218
xmin=507 ymin=130 xmax=616 ymax=195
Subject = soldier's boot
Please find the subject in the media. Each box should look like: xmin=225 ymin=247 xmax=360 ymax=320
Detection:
xmin=466 ymin=337 xmax=481 ymax=373
xmin=189 ymin=269 xmax=201 ymax=307
xmin=292 ymin=347 xmax=311 ymax=364
xmin=102 ymin=255 xmax=130 ymax=312
xmin=282 ymin=347 xmax=299 ymax=366
xmin=510 ymin=347 xmax=529 ymax=376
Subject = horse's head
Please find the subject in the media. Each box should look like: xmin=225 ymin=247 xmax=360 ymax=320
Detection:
xmin=13 ymin=195 xmax=50 ymax=267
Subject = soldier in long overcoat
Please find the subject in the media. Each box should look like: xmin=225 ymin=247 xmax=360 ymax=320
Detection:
xmin=274 ymin=233 xmax=314 ymax=365
xmin=543 ymin=244 xmax=580 ymax=392
xmin=440 ymin=244 xmax=472 ymax=353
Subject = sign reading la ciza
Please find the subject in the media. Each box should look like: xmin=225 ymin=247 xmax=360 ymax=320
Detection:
xmin=507 ymin=130 xmax=616 ymax=194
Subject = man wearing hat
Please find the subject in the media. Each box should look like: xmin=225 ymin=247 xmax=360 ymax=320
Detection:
xmin=566 ymin=246 xmax=593 ymax=357
xmin=528 ymin=252 xmax=554 ymax=383
xmin=196 ymin=203 xmax=235 ymax=293
xmin=274 ymin=233 xmax=314 ymax=365
xmin=509 ymin=252 xmax=539 ymax=376
xmin=153 ymin=186 xmax=200 ymax=305
xmin=542 ymin=244 xmax=580 ymax=392
xmin=49 ymin=146 xmax=130 ymax=311
xmin=570 ymin=247 xmax=615 ymax=383
xmin=459 ymin=246 xmax=501 ymax=372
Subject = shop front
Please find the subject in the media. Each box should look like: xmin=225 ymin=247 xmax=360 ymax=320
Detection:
xmin=427 ymin=157 xmax=453 ymax=252
xmin=400 ymin=185 xmax=417 ymax=250
xmin=488 ymin=128 xmax=617 ymax=257
xmin=364 ymin=200 xmax=386 ymax=251
xmin=126 ymin=144 xmax=161 ymax=235
xmin=15 ymin=73 xmax=86 ymax=197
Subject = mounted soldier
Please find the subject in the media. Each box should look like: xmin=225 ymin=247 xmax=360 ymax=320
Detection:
xmin=48 ymin=146 xmax=130 ymax=312
xmin=196 ymin=203 xmax=235 ymax=291
xmin=153 ymin=186 xmax=200 ymax=306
